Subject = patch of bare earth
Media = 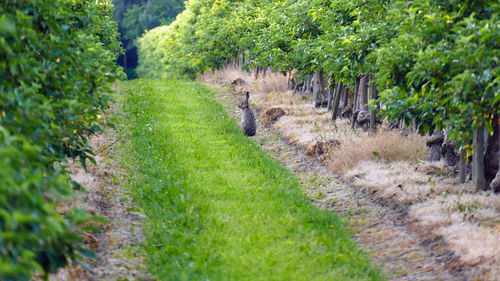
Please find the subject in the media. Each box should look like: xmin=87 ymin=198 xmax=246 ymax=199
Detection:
xmin=200 ymin=65 xmax=500 ymax=281
xmin=43 ymin=130 xmax=151 ymax=281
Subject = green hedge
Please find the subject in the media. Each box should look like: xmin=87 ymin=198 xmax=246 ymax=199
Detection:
xmin=0 ymin=0 xmax=122 ymax=279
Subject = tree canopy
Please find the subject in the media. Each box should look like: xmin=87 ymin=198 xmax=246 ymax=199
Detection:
xmin=137 ymin=0 xmax=499 ymax=150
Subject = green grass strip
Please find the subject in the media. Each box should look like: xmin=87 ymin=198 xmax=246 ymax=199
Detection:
xmin=116 ymin=79 xmax=382 ymax=281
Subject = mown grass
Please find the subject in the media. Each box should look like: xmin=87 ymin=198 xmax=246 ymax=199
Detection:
xmin=115 ymin=79 xmax=382 ymax=281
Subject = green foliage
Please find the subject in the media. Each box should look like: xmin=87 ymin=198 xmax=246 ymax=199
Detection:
xmin=0 ymin=129 xmax=97 ymax=279
xmin=137 ymin=0 xmax=499 ymax=148
xmin=374 ymin=0 xmax=499 ymax=145
xmin=112 ymin=0 xmax=185 ymax=79
xmin=117 ymin=79 xmax=381 ymax=280
xmin=0 ymin=0 xmax=122 ymax=279
xmin=113 ymin=0 xmax=185 ymax=41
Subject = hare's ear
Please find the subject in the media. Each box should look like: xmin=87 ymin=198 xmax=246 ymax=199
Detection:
xmin=245 ymin=91 xmax=250 ymax=100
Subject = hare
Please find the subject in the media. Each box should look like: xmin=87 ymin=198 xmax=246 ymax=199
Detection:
xmin=238 ymin=91 xmax=257 ymax=136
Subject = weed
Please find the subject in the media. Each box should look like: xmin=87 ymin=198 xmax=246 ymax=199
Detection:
xmin=315 ymin=192 xmax=326 ymax=200
xmin=455 ymin=200 xmax=482 ymax=213
xmin=329 ymin=130 xmax=427 ymax=172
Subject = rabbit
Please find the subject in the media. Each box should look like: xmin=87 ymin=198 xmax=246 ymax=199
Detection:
xmin=238 ymin=91 xmax=257 ymax=136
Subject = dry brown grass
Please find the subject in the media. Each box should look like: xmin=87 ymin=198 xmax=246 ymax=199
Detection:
xmin=411 ymin=192 xmax=500 ymax=229
xmin=254 ymin=72 xmax=288 ymax=93
xmin=344 ymin=160 xmax=457 ymax=203
xmin=274 ymin=110 xmax=333 ymax=146
xmin=411 ymin=192 xmax=500 ymax=268
xmin=198 ymin=65 xmax=253 ymax=87
xmin=347 ymin=158 xmax=500 ymax=272
xmin=198 ymin=64 xmax=288 ymax=94
xmin=440 ymin=223 xmax=500 ymax=268
xmin=328 ymin=129 xmax=428 ymax=173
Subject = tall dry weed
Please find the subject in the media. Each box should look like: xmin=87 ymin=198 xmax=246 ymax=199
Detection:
xmin=198 ymin=64 xmax=288 ymax=94
xmin=255 ymin=72 xmax=288 ymax=93
xmin=329 ymin=130 xmax=428 ymax=172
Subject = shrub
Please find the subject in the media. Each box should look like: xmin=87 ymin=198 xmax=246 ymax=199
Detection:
xmin=0 ymin=0 xmax=122 ymax=279
xmin=0 ymin=128 xmax=91 ymax=279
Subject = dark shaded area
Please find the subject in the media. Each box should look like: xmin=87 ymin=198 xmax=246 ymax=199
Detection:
xmin=113 ymin=0 xmax=184 ymax=79
xmin=118 ymin=46 xmax=138 ymax=79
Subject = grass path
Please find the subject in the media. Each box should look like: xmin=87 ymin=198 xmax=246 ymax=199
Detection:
xmin=115 ymin=79 xmax=381 ymax=281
